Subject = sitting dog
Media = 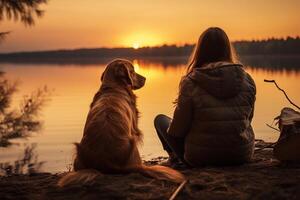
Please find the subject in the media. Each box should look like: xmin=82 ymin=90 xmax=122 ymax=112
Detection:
xmin=58 ymin=59 xmax=185 ymax=186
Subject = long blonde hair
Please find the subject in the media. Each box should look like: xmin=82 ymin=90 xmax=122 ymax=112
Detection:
xmin=187 ymin=27 xmax=237 ymax=73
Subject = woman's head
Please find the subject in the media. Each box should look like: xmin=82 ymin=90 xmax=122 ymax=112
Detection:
xmin=187 ymin=27 xmax=237 ymax=72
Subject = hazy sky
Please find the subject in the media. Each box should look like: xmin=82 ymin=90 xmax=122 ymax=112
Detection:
xmin=0 ymin=0 xmax=300 ymax=52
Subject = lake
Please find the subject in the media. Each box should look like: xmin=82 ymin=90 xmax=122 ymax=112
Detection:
xmin=0 ymin=57 xmax=299 ymax=173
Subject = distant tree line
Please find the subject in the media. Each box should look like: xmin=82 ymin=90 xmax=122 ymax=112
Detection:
xmin=0 ymin=37 xmax=299 ymax=63
xmin=234 ymin=37 xmax=300 ymax=55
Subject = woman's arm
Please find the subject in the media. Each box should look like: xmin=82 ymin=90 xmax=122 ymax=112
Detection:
xmin=167 ymin=78 xmax=193 ymax=138
xmin=247 ymin=73 xmax=256 ymax=122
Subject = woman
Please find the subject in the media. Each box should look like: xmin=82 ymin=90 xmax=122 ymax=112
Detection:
xmin=155 ymin=27 xmax=256 ymax=167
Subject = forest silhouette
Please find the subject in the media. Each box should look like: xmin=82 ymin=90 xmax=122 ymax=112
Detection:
xmin=0 ymin=37 xmax=299 ymax=60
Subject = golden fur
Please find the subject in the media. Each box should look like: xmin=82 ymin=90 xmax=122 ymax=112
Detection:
xmin=58 ymin=59 xmax=185 ymax=187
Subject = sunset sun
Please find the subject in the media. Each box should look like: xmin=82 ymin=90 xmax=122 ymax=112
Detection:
xmin=123 ymin=32 xmax=163 ymax=48
xmin=133 ymin=43 xmax=140 ymax=49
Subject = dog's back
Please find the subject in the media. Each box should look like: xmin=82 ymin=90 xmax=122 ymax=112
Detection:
xmin=75 ymin=88 xmax=139 ymax=172
xmin=58 ymin=59 xmax=185 ymax=187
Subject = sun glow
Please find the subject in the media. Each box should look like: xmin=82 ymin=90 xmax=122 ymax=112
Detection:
xmin=133 ymin=43 xmax=140 ymax=49
xmin=133 ymin=59 xmax=140 ymax=72
xmin=123 ymin=32 xmax=163 ymax=48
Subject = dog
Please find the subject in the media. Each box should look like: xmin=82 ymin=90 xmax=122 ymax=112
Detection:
xmin=58 ymin=59 xmax=185 ymax=186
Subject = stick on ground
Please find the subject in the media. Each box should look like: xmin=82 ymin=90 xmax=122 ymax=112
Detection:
xmin=169 ymin=180 xmax=188 ymax=200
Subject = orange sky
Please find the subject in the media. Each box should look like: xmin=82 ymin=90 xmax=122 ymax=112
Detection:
xmin=0 ymin=0 xmax=300 ymax=53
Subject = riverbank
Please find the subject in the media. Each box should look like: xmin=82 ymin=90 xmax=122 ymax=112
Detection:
xmin=1 ymin=141 xmax=300 ymax=200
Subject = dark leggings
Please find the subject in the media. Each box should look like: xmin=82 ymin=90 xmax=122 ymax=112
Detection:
xmin=154 ymin=114 xmax=186 ymax=163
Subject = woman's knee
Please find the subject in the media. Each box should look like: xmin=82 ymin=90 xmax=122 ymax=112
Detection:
xmin=154 ymin=114 xmax=171 ymax=131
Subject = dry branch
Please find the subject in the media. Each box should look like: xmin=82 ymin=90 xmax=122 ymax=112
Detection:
xmin=169 ymin=180 xmax=188 ymax=200
xmin=264 ymin=79 xmax=300 ymax=110
xmin=266 ymin=123 xmax=280 ymax=132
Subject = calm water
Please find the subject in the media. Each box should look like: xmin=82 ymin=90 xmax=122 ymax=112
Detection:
xmin=0 ymin=58 xmax=299 ymax=173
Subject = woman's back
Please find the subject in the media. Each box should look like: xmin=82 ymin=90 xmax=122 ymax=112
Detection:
xmin=155 ymin=27 xmax=257 ymax=167
xmin=168 ymin=61 xmax=256 ymax=166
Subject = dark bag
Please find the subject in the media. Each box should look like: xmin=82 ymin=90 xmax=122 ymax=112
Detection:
xmin=273 ymin=107 xmax=300 ymax=162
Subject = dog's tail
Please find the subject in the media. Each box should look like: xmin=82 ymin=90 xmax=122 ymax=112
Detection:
xmin=131 ymin=164 xmax=185 ymax=183
xmin=57 ymin=169 xmax=101 ymax=187
xmin=58 ymin=165 xmax=184 ymax=187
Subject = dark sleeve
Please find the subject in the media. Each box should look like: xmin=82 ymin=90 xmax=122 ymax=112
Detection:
xmin=247 ymin=73 xmax=256 ymax=122
xmin=167 ymin=78 xmax=193 ymax=138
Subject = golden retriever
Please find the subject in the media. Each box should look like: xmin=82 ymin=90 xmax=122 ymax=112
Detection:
xmin=58 ymin=59 xmax=185 ymax=186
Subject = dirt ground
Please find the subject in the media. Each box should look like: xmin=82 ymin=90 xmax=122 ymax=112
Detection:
xmin=1 ymin=141 xmax=300 ymax=200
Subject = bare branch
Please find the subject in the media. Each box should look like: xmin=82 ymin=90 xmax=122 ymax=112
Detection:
xmin=0 ymin=73 xmax=51 ymax=147
xmin=169 ymin=180 xmax=188 ymax=200
xmin=0 ymin=31 xmax=10 ymax=42
xmin=264 ymin=79 xmax=300 ymax=110
xmin=266 ymin=123 xmax=280 ymax=132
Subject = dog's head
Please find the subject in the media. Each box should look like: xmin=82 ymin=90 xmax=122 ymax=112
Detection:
xmin=101 ymin=59 xmax=146 ymax=90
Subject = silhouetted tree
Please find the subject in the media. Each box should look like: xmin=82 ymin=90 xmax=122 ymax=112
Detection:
xmin=0 ymin=143 xmax=44 ymax=175
xmin=0 ymin=0 xmax=48 ymax=39
xmin=0 ymin=31 xmax=9 ymax=42
xmin=0 ymin=72 xmax=50 ymax=147
xmin=0 ymin=1 xmax=50 ymax=146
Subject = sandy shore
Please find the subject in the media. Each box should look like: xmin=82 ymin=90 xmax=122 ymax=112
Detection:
xmin=1 ymin=141 xmax=300 ymax=200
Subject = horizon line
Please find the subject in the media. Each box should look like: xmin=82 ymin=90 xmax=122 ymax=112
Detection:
xmin=1 ymin=36 xmax=299 ymax=55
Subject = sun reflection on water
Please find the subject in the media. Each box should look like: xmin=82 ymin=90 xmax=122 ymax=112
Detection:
xmin=0 ymin=60 xmax=299 ymax=173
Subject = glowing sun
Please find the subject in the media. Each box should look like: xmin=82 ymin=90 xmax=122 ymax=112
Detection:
xmin=133 ymin=43 xmax=140 ymax=49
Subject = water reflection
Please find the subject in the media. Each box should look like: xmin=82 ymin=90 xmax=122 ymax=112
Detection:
xmin=1 ymin=55 xmax=300 ymax=72
xmin=0 ymin=57 xmax=299 ymax=173
xmin=240 ymin=55 xmax=300 ymax=71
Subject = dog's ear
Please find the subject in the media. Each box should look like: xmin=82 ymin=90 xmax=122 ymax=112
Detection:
xmin=116 ymin=63 xmax=133 ymax=86
xmin=101 ymin=71 xmax=106 ymax=82
xmin=101 ymin=72 xmax=104 ymax=81
xmin=101 ymin=67 xmax=109 ymax=82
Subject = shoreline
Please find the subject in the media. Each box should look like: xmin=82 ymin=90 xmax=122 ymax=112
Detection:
xmin=0 ymin=55 xmax=300 ymax=71
xmin=1 ymin=141 xmax=300 ymax=200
